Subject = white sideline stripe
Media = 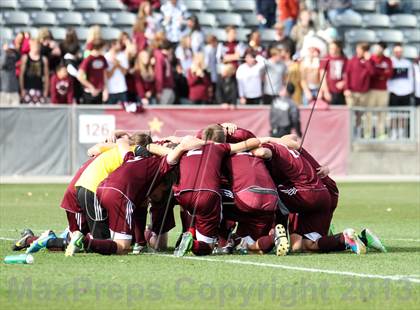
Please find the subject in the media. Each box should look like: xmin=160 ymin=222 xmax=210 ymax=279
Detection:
xmin=386 ymin=238 xmax=420 ymax=242
xmin=0 ymin=237 xmax=14 ymax=241
xmin=151 ymin=254 xmax=420 ymax=284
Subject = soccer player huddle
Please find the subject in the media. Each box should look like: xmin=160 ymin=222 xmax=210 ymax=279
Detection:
xmin=13 ymin=123 xmax=386 ymax=257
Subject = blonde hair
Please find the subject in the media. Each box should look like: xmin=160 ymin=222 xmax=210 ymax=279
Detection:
xmin=137 ymin=1 xmax=151 ymax=20
xmin=132 ymin=17 xmax=146 ymax=34
xmin=87 ymin=25 xmax=102 ymax=43
xmin=37 ymin=27 xmax=51 ymax=42
xmin=135 ymin=49 xmax=155 ymax=81
xmin=190 ymin=52 xmax=206 ymax=76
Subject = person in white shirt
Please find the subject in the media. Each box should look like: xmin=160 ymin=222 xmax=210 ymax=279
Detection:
xmin=263 ymin=46 xmax=288 ymax=105
xmin=161 ymin=0 xmax=187 ymax=44
xmin=105 ymin=40 xmax=129 ymax=104
xmin=236 ymin=49 xmax=265 ymax=104
xmin=387 ymin=44 xmax=414 ymax=106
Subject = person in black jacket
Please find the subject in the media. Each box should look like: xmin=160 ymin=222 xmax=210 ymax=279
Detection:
xmin=256 ymin=0 xmax=277 ymax=28
xmin=215 ymin=64 xmax=238 ymax=106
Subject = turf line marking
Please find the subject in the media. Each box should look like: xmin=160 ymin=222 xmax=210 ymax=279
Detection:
xmin=0 ymin=237 xmax=14 ymax=241
xmin=386 ymin=238 xmax=420 ymax=243
xmin=150 ymin=254 xmax=420 ymax=284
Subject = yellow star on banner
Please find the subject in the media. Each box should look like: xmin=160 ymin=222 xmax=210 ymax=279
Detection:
xmin=148 ymin=117 xmax=164 ymax=133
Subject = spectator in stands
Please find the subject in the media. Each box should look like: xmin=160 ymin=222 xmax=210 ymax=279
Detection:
xmin=236 ymin=49 xmax=264 ymax=105
xmin=84 ymin=26 xmax=102 ymax=58
xmin=38 ymin=28 xmax=61 ymax=73
xmin=216 ymin=63 xmax=238 ymax=106
xmin=204 ymin=35 xmax=219 ymax=89
xmin=134 ymin=49 xmax=156 ymax=105
xmin=19 ymin=39 xmax=49 ymax=104
xmin=175 ymin=35 xmax=193 ymax=75
xmin=132 ymin=17 xmax=148 ymax=51
xmin=321 ymin=41 xmax=347 ymax=105
xmin=290 ymin=9 xmax=316 ymax=52
xmin=369 ymin=42 xmax=393 ymax=137
xmin=217 ymin=26 xmax=246 ymax=67
xmin=263 ymin=47 xmax=288 ymax=105
xmin=320 ymin=0 xmax=358 ymax=23
xmin=281 ymin=45 xmax=302 ymax=105
xmin=78 ymin=39 xmax=108 ymax=104
xmin=105 ymin=40 xmax=129 ymax=105
xmin=344 ymin=42 xmax=374 ymax=107
xmin=256 ymin=0 xmax=277 ymax=29
xmin=248 ymin=30 xmax=265 ymax=57
xmin=137 ymin=0 xmax=162 ymax=44
xmin=387 ymin=44 xmax=414 ymax=107
xmin=50 ymin=63 xmax=73 ymax=104
xmin=60 ymin=28 xmax=82 ymax=104
xmin=300 ymin=46 xmax=321 ymax=105
xmin=0 ymin=43 xmax=20 ymax=105
xmin=270 ymin=82 xmax=301 ymax=137
xmin=122 ymin=0 xmax=160 ymax=12
xmin=183 ymin=15 xmax=205 ymax=54
xmin=154 ymin=39 xmax=175 ymax=104
xmin=274 ymin=22 xmax=296 ymax=57
xmin=161 ymin=0 xmax=188 ymax=44
xmin=381 ymin=0 xmax=412 ymax=15
xmin=187 ymin=53 xmax=211 ymax=104
xmin=277 ymin=0 xmax=299 ymax=36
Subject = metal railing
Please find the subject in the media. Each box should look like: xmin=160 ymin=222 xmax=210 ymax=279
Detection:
xmin=350 ymin=107 xmax=418 ymax=143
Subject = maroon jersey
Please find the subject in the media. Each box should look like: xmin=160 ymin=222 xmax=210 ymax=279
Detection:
xmin=196 ymin=127 xmax=255 ymax=143
xmin=60 ymin=158 xmax=94 ymax=213
xmin=173 ymin=143 xmax=231 ymax=194
xmin=79 ymin=54 xmax=108 ymax=90
xmin=98 ymin=152 xmax=173 ymax=207
xmin=264 ymin=143 xmax=325 ymax=191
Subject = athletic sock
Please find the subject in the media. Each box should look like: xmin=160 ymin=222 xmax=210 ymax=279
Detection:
xmin=191 ymin=240 xmax=212 ymax=256
xmin=317 ymin=233 xmax=346 ymax=252
xmin=83 ymin=235 xmax=118 ymax=255
xmin=46 ymin=238 xmax=67 ymax=251
xmin=256 ymin=235 xmax=275 ymax=253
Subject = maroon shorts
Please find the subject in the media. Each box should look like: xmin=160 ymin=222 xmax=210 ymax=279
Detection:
xmin=235 ymin=189 xmax=278 ymax=213
xmin=60 ymin=187 xmax=82 ymax=213
xmin=66 ymin=211 xmax=89 ymax=234
xmin=96 ymin=187 xmax=134 ymax=238
xmin=176 ymin=190 xmax=221 ymax=239
xmin=149 ymin=197 xmax=176 ymax=234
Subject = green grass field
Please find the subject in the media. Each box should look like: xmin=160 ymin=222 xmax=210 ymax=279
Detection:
xmin=0 ymin=183 xmax=419 ymax=310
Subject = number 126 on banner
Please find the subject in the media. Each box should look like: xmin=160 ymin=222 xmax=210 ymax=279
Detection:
xmin=79 ymin=114 xmax=116 ymax=144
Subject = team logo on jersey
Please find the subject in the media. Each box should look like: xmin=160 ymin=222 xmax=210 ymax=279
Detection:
xmin=92 ymin=59 xmax=105 ymax=69
xmin=186 ymin=149 xmax=203 ymax=157
xmin=127 ymin=156 xmax=144 ymax=163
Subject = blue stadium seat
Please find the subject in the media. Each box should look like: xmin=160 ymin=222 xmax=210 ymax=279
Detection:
xmin=196 ymin=12 xmax=218 ymax=27
xmin=0 ymin=14 xmax=4 ymax=25
xmin=99 ymin=0 xmax=124 ymax=12
xmin=236 ymin=28 xmax=251 ymax=42
xmin=390 ymin=14 xmax=417 ymax=29
xmin=0 ymin=27 xmax=13 ymax=41
xmin=205 ymin=1 xmax=231 ymax=13
xmin=217 ymin=13 xmax=243 ymax=27
xmin=111 ymin=12 xmax=136 ymax=27
xmin=363 ymin=14 xmax=390 ymax=28
xmin=204 ymin=28 xmax=226 ymax=42
xmin=345 ymin=29 xmax=377 ymax=44
xmin=332 ymin=12 xmax=362 ymax=28
xmin=57 ymin=11 xmax=84 ymax=27
xmin=404 ymin=29 xmax=420 ymax=43
xmin=3 ymin=11 xmax=30 ymax=27
xmin=183 ymin=0 xmax=203 ymax=13
xmin=14 ymin=27 xmax=38 ymax=38
xmin=101 ymin=27 xmax=121 ymax=41
xmin=352 ymin=0 xmax=376 ymax=13
xmin=0 ymin=0 xmax=18 ymax=10
xmin=231 ymin=0 xmax=256 ymax=13
xmin=402 ymin=45 xmax=418 ymax=59
xmin=375 ymin=29 xmax=404 ymax=44
xmin=243 ymin=13 xmax=259 ymax=28
xmin=74 ymin=26 xmax=88 ymax=41
xmin=46 ymin=0 xmax=72 ymax=11
xmin=19 ymin=0 xmax=45 ymax=11
xmin=73 ymin=0 xmax=98 ymax=12
xmin=413 ymin=1 xmax=420 ymax=12
xmin=84 ymin=12 xmax=111 ymax=27
xmin=31 ymin=11 xmax=57 ymax=27
xmin=260 ymin=29 xmax=277 ymax=43
xmin=49 ymin=27 xmax=66 ymax=41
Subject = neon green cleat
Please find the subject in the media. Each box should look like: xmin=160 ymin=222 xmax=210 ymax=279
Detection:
xmin=328 ymin=223 xmax=335 ymax=236
xmin=274 ymin=224 xmax=289 ymax=256
xmin=359 ymin=228 xmax=387 ymax=253
xmin=132 ymin=243 xmax=147 ymax=255
xmin=65 ymin=231 xmax=84 ymax=257
xmin=174 ymin=232 xmax=193 ymax=257
xmin=26 ymin=230 xmax=56 ymax=254
xmin=343 ymin=228 xmax=366 ymax=255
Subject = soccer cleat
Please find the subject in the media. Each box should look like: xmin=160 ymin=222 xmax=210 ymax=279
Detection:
xmin=174 ymin=232 xmax=193 ymax=257
xmin=343 ymin=228 xmax=366 ymax=255
xmin=235 ymin=239 xmax=248 ymax=255
xmin=359 ymin=228 xmax=387 ymax=253
xmin=65 ymin=231 xmax=84 ymax=257
xmin=328 ymin=223 xmax=335 ymax=236
xmin=26 ymin=230 xmax=56 ymax=254
xmin=274 ymin=224 xmax=289 ymax=256
xmin=132 ymin=243 xmax=147 ymax=255
xmin=12 ymin=228 xmax=35 ymax=251
xmin=59 ymin=227 xmax=70 ymax=240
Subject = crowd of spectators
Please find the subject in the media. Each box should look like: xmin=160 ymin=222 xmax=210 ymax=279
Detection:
xmin=0 ymin=0 xmax=419 ymax=112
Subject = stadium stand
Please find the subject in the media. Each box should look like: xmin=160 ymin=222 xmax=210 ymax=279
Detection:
xmin=45 ymin=0 xmax=72 ymax=11
xmin=375 ymin=29 xmax=404 ymax=44
xmin=48 ymin=26 xmax=66 ymax=41
xmin=99 ymin=0 xmax=125 ymax=12
xmin=84 ymin=12 xmax=111 ymax=27
xmin=74 ymin=26 xmax=88 ymax=41
xmin=111 ymin=11 xmax=136 ymax=27
xmin=3 ymin=11 xmax=30 ymax=27
xmin=352 ymin=0 xmax=376 ymax=13
xmin=73 ymin=0 xmax=98 ymax=12
xmin=217 ymin=13 xmax=243 ymax=28
xmin=19 ymin=0 xmax=45 ymax=11
xmin=57 ymin=11 xmax=84 ymax=27
xmin=231 ymin=0 xmax=256 ymax=13
xmin=0 ymin=26 xmax=13 ymax=41
xmin=205 ymin=1 xmax=231 ymax=13
xmin=183 ymin=0 xmax=203 ymax=13
xmin=0 ymin=0 xmax=18 ymax=11
xmin=196 ymin=12 xmax=218 ymax=28
xmin=31 ymin=11 xmax=57 ymax=27
xmin=390 ymin=14 xmax=418 ymax=29
xmin=362 ymin=14 xmax=390 ymax=29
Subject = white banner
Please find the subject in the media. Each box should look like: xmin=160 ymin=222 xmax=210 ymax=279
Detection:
xmin=79 ymin=114 xmax=116 ymax=144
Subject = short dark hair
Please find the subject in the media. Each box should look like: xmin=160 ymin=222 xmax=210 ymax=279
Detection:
xmin=378 ymin=41 xmax=387 ymax=49
xmin=203 ymin=124 xmax=226 ymax=143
